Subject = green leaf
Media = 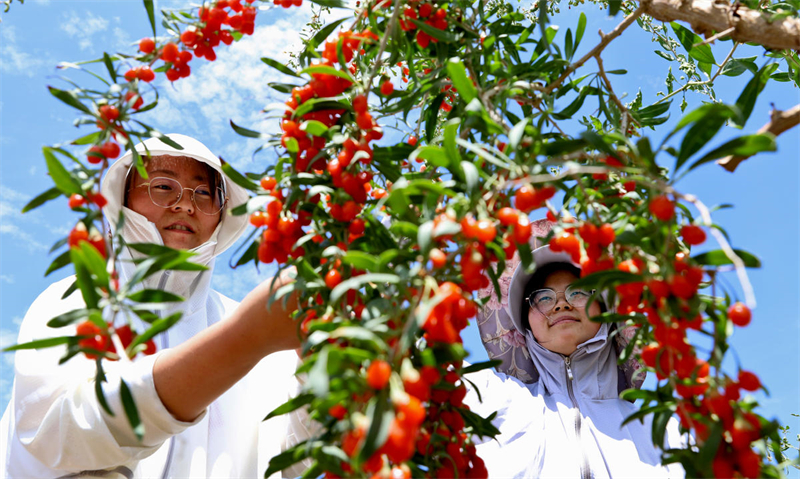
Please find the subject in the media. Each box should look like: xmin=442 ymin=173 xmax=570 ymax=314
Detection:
xmin=264 ymin=393 xmax=315 ymax=421
xmin=48 ymin=87 xmax=93 ymax=115
xmin=410 ymin=19 xmax=459 ymax=43
xmin=307 ymin=0 xmax=346 ymax=8
xmin=608 ymin=0 xmax=622 ymax=15
xmin=2 ymin=336 xmax=74 ymax=352
xmin=229 ymin=119 xmax=266 ymax=139
xmin=418 ymin=220 xmax=434 ymax=254
xmin=127 ymin=289 xmax=184 ymax=303
xmin=443 ymin=119 xmax=462 ymax=171
xmin=102 ymin=53 xmax=118 ymax=83
xmin=670 ymin=23 xmax=715 ymax=64
xmin=43 ymin=147 xmax=82 ymax=196
xmin=733 ymin=63 xmax=779 ymax=128
xmin=307 ymin=348 xmax=330 ymax=396
xmin=425 ymin=94 xmax=445 ymax=143
xmin=410 ymin=146 xmax=449 ymax=167
xmin=721 ymin=58 xmax=757 ymax=77
xmin=143 ymin=0 xmax=157 ymax=38
xmin=300 ymin=120 xmax=328 ymax=137
xmin=300 ymin=65 xmax=353 ymax=82
xmin=687 ymin=133 xmax=776 ymax=171
xmin=446 ymin=58 xmax=478 ymax=104
xmin=654 ymin=50 xmax=674 ymax=62
xmin=358 ymin=393 xmax=392 ymax=462
xmin=71 ymin=247 xmax=100 ymax=310
xmin=673 ymin=105 xmax=741 ymax=171
xmin=94 ymin=359 xmax=114 ymax=416
xmin=47 ymin=308 xmax=94 ymax=328
xmin=79 ymin=241 xmax=110 ymax=287
xmin=22 ymin=187 xmax=62 ymax=213
xmin=128 ymin=312 xmax=182 ymax=351
xmin=120 ymin=379 xmax=145 ymax=442
xmin=461 ymin=161 xmax=479 ymax=191
xmin=330 ymin=274 xmax=400 ymax=303
xmin=692 ymin=249 xmax=761 ymax=268
xmin=261 ymin=57 xmax=300 ymax=78
xmin=308 ymin=18 xmax=348 ymax=50
xmin=342 ymin=251 xmax=379 ymax=272
xmin=508 ymin=117 xmax=529 ymax=150
xmin=220 ymin=158 xmax=260 ymax=191
xmin=575 ymin=13 xmax=586 ymax=51
xmin=265 ymin=441 xmax=314 ymax=478
xmin=552 ymin=87 xmax=590 ymax=120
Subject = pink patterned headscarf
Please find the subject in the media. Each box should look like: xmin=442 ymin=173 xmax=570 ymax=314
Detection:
xmin=475 ymin=218 xmax=646 ymax=389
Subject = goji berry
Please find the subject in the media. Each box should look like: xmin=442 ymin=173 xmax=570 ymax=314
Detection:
xmin=367 ymin=359 xmax=391 ymax=389
xmin=728 ymin=302 xmax=751 ymax=327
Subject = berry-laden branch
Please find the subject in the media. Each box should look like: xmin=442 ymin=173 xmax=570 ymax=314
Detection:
xmin=640 ymin=0 xmax=800 ymax=51
xmin=718 ymin=103 xmax=800 ymax=172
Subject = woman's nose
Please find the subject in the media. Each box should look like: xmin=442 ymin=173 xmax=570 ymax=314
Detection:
xmin=172 ymin=188 xmax=196 ymax=214
xmin=553 ymin=292 xmax=573 ymax=311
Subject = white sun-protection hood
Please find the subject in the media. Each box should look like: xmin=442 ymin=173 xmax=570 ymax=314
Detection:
xmin=101 ymin=133 xmax=249 ymax=259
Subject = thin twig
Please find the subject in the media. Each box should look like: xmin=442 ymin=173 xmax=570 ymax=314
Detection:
xmin=542 ymin=4 xmax=646 ymax=96
xmin=365 ymin=0 xmax=404 ymax=91
xmin=693 ymin=26 xmax=736 ymax=47
xmin=655 ymin=42 xmax=738 ymax=104
xmin=680 ymin=193 xmax=757 ymax=308
xmin=595 ymin=54 xmax=632 ymax=134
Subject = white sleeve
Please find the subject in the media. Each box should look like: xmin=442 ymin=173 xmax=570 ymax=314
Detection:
xmin=10 ymin=278 xmax=202 ymax=473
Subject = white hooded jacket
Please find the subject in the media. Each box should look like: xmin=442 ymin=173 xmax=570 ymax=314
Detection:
xmin=465 ymin=247 xmax=686 ymax=478
xmin=1 ymin=134 xmax=310 ymax=478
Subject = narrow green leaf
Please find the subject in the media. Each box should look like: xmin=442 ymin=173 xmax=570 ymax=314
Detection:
xmin=71 ymin=247 xmax=100 ymax=309
xmin=261 ymin=57 xmax=300 ymax=78
xmin=300 ymin=65 xmax=353 ymax=82
xmin=358 ymin=394 xmax=392 ymax=462
xmin=670 ymin=23 xmax=715 ymax=64
xmin=120 ymin=379 xmax=145 ymax=441
xmin=425 ymin=94 xmax=445 ymax=143
xmin=264 ymin=393 xmax=315 ymax=421
xmin=446 ymin=58 xmax=478 ymax=104
xmin=127 ymin=289 xmax=184 ymax=303
xmin=330 ymin=274 xmax=400 ymax=303
xmin=265 ymin=440 xmax=313 ymax=478
xmin=143 ymin=0 xmax=157 ymax=38
xmin=43 ymin=147 xmax=82 ymax=196
xmin=552 ymin=87 xmax=589 ymax=120
xmin=128 ymin=312 xmax=182 ymax=351
xmin=22 ymin=187 xmax=62 ymax=213
xmin=220 ymin=158 xmax=260 ymax=191
xmin=2 ymin=336 xmax=74 ymax=352
xmin=409 ymin=19 xmax=458 ymax=43
xmin=692 ymin=249 xmax=761 ymax=268
xmin=307 ymin=0 xmax=346 ymax=8
xmin=300 ymin=120 xmax=329 ymax=137
xmin=509 ymin=117 xmax=529 ymax=150
xmin=48 ymin=87 xmax=93 ymax=115
xmin=102 ymin=53 xmax=118 ymax=83
xmin=608 ymin=0 xmax=622 ymax=15
xmin=409 ymin=146 xmax=449 ymax=167
xmin=687 ymin=133 xmax=776 ymax=171
xmin=461 ymin=161 xmax=479 ymax=191
xmin=47 ymin=308 xmax=93 ymax=328
xmin=307 ymin=348 xmax=330 ymax=396
xmin=418 ymin=220 xmax=434 ymax=253
xmin=733 ymin=63 xmax=779 ymax=128
xmin=229 ymin=119 xmax=266 ymax=139
xmin=94 ymin=359 xmax=114 ymax=416
xmin=342 ymin=251 xmax=379 ymax=271
xmin=575 ymin=13 xmax=586 ymax=51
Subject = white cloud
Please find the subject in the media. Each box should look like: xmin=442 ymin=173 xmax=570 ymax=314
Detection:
xmin=0 ymin=184 xmax=68 ymax=249
xmin=0 ymin=275 xmax=14 ymax=284
xmin=0 ymin=26 xmax=50 ymax=77
xmin=60 ymin=11 xmax=109 ymax=52
xmin=0 ymin=223 xmax=48 ymax=252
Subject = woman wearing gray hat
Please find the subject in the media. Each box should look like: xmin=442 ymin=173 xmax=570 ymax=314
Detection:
xmin=467 ymin=244 xmax=685 ymax=478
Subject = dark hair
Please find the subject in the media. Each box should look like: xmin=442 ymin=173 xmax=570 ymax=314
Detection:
xmin=520 ymin=262 xmax=605 ymax=330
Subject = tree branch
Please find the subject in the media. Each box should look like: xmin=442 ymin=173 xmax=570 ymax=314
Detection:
xmin=717 ymin=103 xmax=800 ymax=171
xmin=640 ymin=0 xmax=800 ymax=51
xmin=543 ymin=4 xmax=646 ymax=96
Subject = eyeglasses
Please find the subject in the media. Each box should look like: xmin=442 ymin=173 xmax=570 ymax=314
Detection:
xmin=135 ymin=177 xmax=228 ymax=215
xmin=526 ymin=286 xmax=596 ymax=314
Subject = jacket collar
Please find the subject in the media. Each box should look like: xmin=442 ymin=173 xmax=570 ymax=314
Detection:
xmin=524 ymin=323 xmax=622 ymax=399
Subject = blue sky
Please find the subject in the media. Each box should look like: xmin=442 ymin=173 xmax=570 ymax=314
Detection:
xmin=1 ymin=0 xmax=798 ymax=465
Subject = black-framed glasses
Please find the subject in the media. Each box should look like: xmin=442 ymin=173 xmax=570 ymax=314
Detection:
xmin=135 ymin=177 xmax=227 ymax=215
xmin=526 ymin=286 xmax=596 ymax=314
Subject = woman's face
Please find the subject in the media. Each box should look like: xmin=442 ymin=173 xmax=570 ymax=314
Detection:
xmin=127 ymin=155 xmax=221 ymax=250
xmin=527 ymin=269 xmax=602 ymax=356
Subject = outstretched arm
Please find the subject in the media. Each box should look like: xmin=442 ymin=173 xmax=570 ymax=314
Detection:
xmin=153 ymin=270 xmax=301 ymax=422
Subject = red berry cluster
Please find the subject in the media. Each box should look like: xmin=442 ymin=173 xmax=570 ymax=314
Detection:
xmin=68 ymin=222 xmax=107 ymax=259
xmin=399 ymin=3 xmax=449 ymax=48
xmin=252 ymin=181 xmax=312 ymax=264
xmin=76 ymin=321 xmax=156 ymax=360
xmin=421 ymin=282 xmax=476 ymax=344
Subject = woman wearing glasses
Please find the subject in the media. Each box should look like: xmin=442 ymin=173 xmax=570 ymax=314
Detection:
xmin=467 ymin=245 xmax=685 ymax=478
xmin=2 ymin=134 xmax=309 ymax=478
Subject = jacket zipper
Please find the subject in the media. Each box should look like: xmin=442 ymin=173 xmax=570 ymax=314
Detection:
xmin=157 ymin=271 xmax=175 ymax=479
xmin=564 ymin=356 xmax=591 ymax=479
